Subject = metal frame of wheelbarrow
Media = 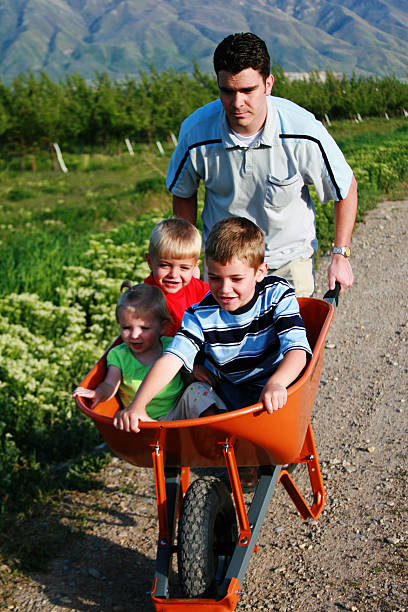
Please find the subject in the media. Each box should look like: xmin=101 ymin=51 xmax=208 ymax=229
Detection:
xmin=75 ymin=286 xmax=339 ymax=612
xmin=150 ymin=421 xmax=325 ymax=612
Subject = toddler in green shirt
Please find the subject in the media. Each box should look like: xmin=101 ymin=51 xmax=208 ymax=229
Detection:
xmin=73 ymin=282 xmax=226 ymax=421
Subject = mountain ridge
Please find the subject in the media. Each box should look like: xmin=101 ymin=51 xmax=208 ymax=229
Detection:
xmin=0 ymin=0 xmax=407 ymax=83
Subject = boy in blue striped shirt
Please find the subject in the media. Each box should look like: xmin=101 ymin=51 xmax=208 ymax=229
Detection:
xmin=114 ymin=217 xmax=312 ymax=433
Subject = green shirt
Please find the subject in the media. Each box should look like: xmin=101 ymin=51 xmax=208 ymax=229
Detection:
xmin=106 ymin=337 xmax=184 ymax=419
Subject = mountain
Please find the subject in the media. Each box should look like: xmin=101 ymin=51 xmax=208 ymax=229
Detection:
xmin=0 ymin=0 xmax=407 ymax=83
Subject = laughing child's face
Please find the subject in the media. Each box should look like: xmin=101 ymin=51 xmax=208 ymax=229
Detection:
xmin=206 ymin=256 xmax=267 ymax=312
xmin=146 ymin=254 xmax=198 ymax=294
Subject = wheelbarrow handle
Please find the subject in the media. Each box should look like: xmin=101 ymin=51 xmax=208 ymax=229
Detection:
xmin=323 ymin=281 xmax=341 ymax=308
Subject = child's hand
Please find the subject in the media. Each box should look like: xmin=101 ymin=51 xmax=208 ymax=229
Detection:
xmin=72 ymin=386 xmax=101 ymax=409
xmin=113 ymin=405 xmax=155 ymax=433
xmin=259 ymin=349 xmax=307 ymax=413
xmin=192 ymin=365 xmax=218 ymax=387
xmin=259 ymin=381 xmax=287 ymax=413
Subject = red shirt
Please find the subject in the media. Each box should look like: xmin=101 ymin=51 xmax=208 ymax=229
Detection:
xmin=144 ymin=273 xmax=209 ymax=336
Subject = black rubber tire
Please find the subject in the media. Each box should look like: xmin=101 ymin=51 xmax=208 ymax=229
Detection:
xmin=177 ymin=475 xmax=238 ymax=598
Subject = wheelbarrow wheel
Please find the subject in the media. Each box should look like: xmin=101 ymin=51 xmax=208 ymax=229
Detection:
xmin=177 ymin=475 xmax=237 ymax=598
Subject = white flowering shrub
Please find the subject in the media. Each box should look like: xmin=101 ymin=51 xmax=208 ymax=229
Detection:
xmin=57 ymin=217 xmax=157 ymax=342
xmin=0 ymin=293 xmax=86 ymax=343
xmin=0 ymin=212 xmax=164 ymax=518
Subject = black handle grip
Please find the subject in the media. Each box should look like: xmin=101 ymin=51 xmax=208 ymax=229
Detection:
xmin=323 ymin=281 xmax=341 ymax=308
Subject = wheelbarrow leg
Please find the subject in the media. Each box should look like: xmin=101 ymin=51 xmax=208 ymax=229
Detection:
xmin=153 ymin=467 xmax=180 ymax=598
xmin=219 ymin=465 xmax=281 ymax=597
xmin=278 ymin=422 xmax=325 ymax=520
xmin=151 ymin=430 xmax=181 ymax=599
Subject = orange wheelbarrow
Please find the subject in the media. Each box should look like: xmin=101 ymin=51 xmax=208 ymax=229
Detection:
xmin=75 ymin=287 xmax=339 ymax=611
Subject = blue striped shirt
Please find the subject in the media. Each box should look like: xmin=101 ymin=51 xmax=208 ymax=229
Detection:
xmin=165 ymin=276 xmax=312 ymax=386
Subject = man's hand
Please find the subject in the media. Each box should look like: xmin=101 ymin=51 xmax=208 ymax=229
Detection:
xmin=113 ymin=405 xmax=155 ymax=433
xmin=327 ymin=254 xmax=354 ymax=294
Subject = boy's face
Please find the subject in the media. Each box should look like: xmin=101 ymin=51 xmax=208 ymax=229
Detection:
xmin=146 ymin=254 xmax=199 ymax=294
xmin=206 ymin=257 xmax=267 ymax=312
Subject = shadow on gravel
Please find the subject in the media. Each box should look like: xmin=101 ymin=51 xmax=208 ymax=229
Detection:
xmin=1 ymin=491 xmax=157 ymax=611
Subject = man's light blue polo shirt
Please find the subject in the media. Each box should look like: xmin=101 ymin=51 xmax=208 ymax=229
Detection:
xmin=166 ymin=96 xmax=353 ymax=268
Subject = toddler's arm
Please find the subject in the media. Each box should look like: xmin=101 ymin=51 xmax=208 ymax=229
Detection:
xmin=113 ymin=353 xmax=184 ymax=433
xmin=73 ymin=365 xmax=122 ymax=409
xmin=259 ymin=349 xmax=307 ymax=413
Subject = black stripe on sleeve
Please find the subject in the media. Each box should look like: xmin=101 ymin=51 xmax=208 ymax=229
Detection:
xmin=168 ymin=139 xmax=222 ymax=191
xmin=274 ymin=313 xmax=305 ymax=336
xmin=177 ymin=328 xmax=204 ymax=352
xmin=279 ymin=134 xmax=342 ymax=201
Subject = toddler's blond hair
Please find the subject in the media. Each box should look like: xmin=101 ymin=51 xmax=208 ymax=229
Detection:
xmin=148 ymin=218 xmax=202 ymax=261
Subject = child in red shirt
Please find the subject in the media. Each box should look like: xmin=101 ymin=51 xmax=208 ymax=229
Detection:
xmin=144 ymin=218 xmax=209 ymax=336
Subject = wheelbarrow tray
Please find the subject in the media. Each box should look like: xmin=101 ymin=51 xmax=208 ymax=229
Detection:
xmin=76 ymin=297 xmax=333 ymax=467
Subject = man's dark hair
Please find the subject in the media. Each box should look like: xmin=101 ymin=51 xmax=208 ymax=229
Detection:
xmin=213 ymin=32 xmax=270 ymax=81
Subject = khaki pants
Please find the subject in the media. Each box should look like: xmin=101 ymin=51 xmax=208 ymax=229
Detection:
xmin=158 ymin=382 xmax=228 ymax=421
xmin=268 ymin=251 xmax=315 ymax=297
xmin=204 ymin=252 xmax=315 ymax=298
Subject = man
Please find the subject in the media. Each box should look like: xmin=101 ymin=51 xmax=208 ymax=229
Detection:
xmin=166 ymin=32 xmax=357 ymax=296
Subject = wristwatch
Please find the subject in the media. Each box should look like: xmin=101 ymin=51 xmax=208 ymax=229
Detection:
xmin=331 ymin=246 xmax=351 ymax=257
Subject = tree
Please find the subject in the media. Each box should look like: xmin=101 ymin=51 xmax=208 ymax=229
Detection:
xmin=61 ymin=73 xmax=93 ymax=150
xmin=0 ymin=78 xmax=11 ymax=143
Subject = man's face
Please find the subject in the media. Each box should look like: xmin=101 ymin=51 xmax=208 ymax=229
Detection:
xmin=207 ymin=257 xmax=267 ymax=312
xmin=217 ymin=68 xmax=274 ymax=136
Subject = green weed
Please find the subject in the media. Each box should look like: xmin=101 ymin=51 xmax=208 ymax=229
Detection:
xmin=6 ymin=187 xmax=34 ymax=201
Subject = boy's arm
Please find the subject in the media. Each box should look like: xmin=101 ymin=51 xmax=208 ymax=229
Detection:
xmin=113 ymin=353 xmax=184 ymax=433
xmin=73 ymin=365 xmax=122 ymax=409
xmin=259 ymin=349 xmax=307 ymax=413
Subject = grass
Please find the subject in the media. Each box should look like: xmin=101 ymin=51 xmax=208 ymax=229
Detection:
xmin=328 ymin=116 xmax=407 ymax=143
xmin=0 ymin=145 xmax=173 ymax=300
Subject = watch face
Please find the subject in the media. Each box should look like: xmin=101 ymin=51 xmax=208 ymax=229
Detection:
xmin=333 ymin=246 xmax=351 ymax=257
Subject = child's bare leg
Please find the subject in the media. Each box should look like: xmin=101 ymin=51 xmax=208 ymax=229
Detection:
xmin=199 ymin=403 xmax=222 ymax=417
xmin=159 ymin=382 xmax=228 ymax=420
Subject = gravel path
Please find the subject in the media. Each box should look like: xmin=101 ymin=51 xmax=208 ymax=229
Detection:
xmin=2 ymin=200 xmax=407 ymax=612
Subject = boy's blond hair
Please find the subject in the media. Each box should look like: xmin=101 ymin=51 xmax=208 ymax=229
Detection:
xmin=148 ymin=218 xmax=202 ymax=261
xmin=205 ymin=217 xmax=265 ymax=269
xmin=116 ymin=281 xmax=172 ymax=329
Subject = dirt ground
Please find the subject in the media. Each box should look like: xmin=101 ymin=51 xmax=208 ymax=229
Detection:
xmin=1 ymin=200 xmax=407 ymax=611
